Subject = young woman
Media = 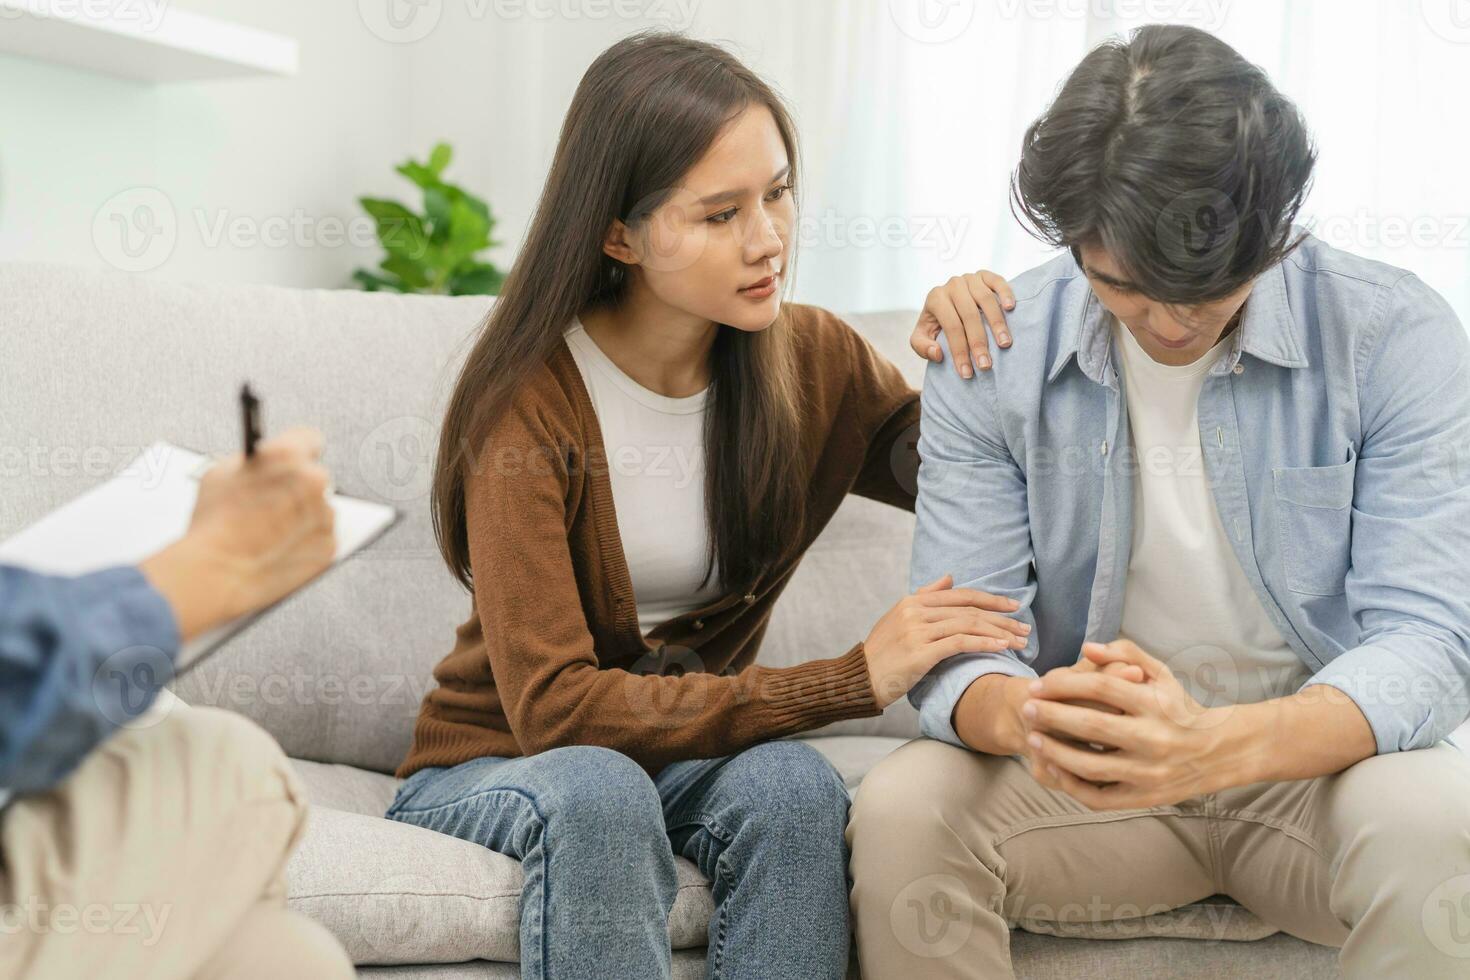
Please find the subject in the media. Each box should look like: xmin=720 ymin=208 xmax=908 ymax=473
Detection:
xmin=386 ymin=31 xmax=1022 ymax=980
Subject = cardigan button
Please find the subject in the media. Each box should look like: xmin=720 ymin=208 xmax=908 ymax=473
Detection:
xmin=692 ymin=619 xmax=705 ymax=630
xmin=743 ymin=593 xmax=756 ymax=604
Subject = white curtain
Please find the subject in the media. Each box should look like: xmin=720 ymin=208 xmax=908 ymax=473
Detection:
xmin=405 ymin=0 xmax=1470 ymax=322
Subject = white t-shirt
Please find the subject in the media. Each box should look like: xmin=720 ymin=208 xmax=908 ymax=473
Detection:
xmin=1113 ymin=317 xmax=1311 ymax=706
xmin=564 ymin=320 xmax=723 ymax=637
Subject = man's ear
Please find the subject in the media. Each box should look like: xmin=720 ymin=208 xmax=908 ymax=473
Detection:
xmin=601 ymin=219 xmax=640 ymax=268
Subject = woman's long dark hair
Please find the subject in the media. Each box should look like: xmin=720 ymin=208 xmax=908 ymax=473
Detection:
xmin=432 ymin=31 xmax=807 ymax=597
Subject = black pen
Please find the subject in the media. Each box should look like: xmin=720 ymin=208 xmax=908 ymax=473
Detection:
xmin=241 ymin=383 xmax=262 ymax=459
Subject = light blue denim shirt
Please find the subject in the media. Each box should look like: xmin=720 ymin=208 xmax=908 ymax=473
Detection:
xmin=0 ymin=565 xmax=179 ymax=810
xmin=908 ymin=234 xmax=1470 ymax=756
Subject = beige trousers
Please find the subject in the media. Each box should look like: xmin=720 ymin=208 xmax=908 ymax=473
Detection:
xmin=0 ymin=694 xmax=354 ymax=980
xmin=847 ymin=737 xmax=1470 ymax=979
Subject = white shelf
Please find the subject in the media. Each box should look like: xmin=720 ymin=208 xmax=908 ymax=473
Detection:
xmin=0 ymin=0 xmax=298 ymax=82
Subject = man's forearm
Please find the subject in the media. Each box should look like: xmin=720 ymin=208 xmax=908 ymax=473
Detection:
xmin=953 ymin=673 xmax=1031 ymax=755
xmin=1211 ymin=683 xmax=1377 ymax=788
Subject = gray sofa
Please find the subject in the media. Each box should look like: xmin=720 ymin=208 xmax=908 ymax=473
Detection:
xmin=0 ymin=262 xmax=1340 ymax=978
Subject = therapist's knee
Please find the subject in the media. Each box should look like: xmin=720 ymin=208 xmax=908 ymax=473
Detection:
xmin=198 ymin=904 xmax=354 ymax=980
xmin=153 ymin=703 xmax=307 ymax=833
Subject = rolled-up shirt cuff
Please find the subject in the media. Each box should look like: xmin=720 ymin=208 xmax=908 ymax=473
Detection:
xmin=1 ymin=565 xmax=181 ymax=799
xmin=99 ymin=565 xmax=182 ymax=656
xmin=909 ymin=653 xmax=1040 ymax=750
xmin=1301 ymin=642 xmax=1458 ymax=755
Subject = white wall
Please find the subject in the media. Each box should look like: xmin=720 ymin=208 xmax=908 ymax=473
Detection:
xmin=395 ymin=1 xmax=1470 ymax=321
xmin=0 ymin=1 xmax=414 ymax=288
xmin=2 ymin=0 xmax=1467 ymax=323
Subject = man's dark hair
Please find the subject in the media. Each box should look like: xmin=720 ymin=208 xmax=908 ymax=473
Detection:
xmin=1012 ymin=24 xmax=1316 ymax=304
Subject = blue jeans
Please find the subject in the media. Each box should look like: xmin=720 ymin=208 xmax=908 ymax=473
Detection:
xmin=385 ymin=738 xmax=853 ymax=980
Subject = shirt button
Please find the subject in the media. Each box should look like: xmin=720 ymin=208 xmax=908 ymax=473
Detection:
xmin=743 ymin=593 xmax=756 ymax=604
xmin=1232 ymin=363 xmax=1244 ymax=375
xmin=692 ymin=619 xmax=705 ymax=630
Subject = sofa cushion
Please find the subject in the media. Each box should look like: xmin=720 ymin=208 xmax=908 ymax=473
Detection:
xmin=286 ymin=804 xmax=716 ymax=966
xmin=804 ymin=734 xmax=916 ymax=789
xmin=1007 ymin=929 xmax=1337 ymax=978
xmin=291 ymin=758 xmax=401 ymax=815
xmin=355 ymin=950 xmax=717 ymax=979
xmin=1014 ymin=893 xmax=1278 ymax=944
xmin=760 ymin=495 xmax=922 ymax=741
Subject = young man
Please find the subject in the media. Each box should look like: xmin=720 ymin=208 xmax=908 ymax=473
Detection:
xmin=849 ymin=24 xmax=1470 ymax=979
xmin=0 ymin=430 xmax=354 ymax=980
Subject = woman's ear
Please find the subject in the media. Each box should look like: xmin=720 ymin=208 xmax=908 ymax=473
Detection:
xmin=601 ymin=219 xmax=640 ymax=268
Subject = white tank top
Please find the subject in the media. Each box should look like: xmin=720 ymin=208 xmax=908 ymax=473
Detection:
xmin=1112 ymin=316 xmax=1312 ymax=707
xmin=564 ymin=319 xmax=723 ymax=637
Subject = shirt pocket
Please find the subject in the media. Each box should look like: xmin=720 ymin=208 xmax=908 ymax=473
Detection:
xmin=1272 ymin=445 xmax=1357 ymax=596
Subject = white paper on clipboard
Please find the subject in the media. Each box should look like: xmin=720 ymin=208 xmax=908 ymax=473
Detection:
xmin=0 ymin=441 xmax=400 ymax=675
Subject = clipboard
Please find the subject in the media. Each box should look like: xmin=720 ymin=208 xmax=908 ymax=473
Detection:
xmin=0 ymin=441 xmax=401 ymax=677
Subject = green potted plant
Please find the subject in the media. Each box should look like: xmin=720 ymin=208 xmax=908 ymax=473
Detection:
xmin=353 ymin=142 xmax=505 ymax=295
